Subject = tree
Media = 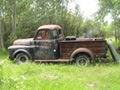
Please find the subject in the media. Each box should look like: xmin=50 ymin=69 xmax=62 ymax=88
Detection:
xmin=0 ymin=0 xmax=86 ymax=49
xmin=96 ymin=0 xmax=120 ymax=42
xmin=0 ymin=0 xmax=5 ymax=48
xmin=13 ymin=0 xmax=16 ymax=36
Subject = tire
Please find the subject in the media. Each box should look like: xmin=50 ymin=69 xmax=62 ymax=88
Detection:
xmin=16 ymin=53 xmax=31 ymax=64
xmin=75 ymin=54 xmax=90 ymax=66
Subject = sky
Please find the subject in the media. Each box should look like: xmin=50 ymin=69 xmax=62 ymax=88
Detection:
xmin=69 ymin=0 xmax=99 ymax=18
xmin=76 ymin=0 xmax=99 ymax=18
xmin=69 ymin=0 xmax=113 ymax=23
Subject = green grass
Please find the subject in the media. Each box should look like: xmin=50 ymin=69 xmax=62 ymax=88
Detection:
xmin=0 ymin=49 xmax=9 ymax=60
xmin=0 ymin=39 xmax=120 ymax=90
xmin=0 ymin=51 xmax=120 ymax=90
xmin=1 ymin=59 xmax=120 ymax=90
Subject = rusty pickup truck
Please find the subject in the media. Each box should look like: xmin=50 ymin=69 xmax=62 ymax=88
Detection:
xmin=8 ymin=25 xmax=107 ymax=66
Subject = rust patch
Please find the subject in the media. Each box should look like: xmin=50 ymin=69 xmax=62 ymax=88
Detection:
xmin=60 ymin=39 xmax=107 ymax=60
xmin=37 ymin=25 xmax=61 ymax=31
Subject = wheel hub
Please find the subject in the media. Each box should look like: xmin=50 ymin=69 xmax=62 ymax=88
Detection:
xmin=20 ymin=56 xmax=27 ymax=62
xmin=78 ymin=57 xmax=87 ymax=65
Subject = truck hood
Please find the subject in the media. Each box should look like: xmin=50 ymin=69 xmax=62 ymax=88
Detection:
xmin=13 ymin=38 xmax=33 ymax=45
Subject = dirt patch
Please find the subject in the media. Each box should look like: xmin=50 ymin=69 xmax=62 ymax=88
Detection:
xmin=86 ymin=83 xmax=97 ymax=88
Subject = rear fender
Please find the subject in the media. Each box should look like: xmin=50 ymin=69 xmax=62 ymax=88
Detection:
xmin=13 ymin=49 xmax=32 ymax=60
xmin=70 ymin=48 xmax=94 ymax=62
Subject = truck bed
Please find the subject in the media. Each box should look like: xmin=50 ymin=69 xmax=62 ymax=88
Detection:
xmin=60 ymin=37 xmax=107 ymax=59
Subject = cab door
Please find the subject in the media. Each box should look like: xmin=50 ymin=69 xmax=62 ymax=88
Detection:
xmin=33 ymin=30 xmax=55 ymax=60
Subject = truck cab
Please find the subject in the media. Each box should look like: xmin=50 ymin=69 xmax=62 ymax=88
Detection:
xmin=33 ymin=25 xmax=62 ymax=60
xmin=8 ymin=25 xmax=108 ymax=66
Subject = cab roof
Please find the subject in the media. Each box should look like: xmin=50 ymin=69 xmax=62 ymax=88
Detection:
xmin=37 ymin=25 xmax=61 ymax=31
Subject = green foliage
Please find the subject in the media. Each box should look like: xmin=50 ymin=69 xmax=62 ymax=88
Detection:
xmin=9 ymin=33 xmax=17 ymax=45
xmin=0 ymin=49 xmax=9 ymax=60
xmin=106 ymin=37 xmax=120 ymax=61
xmin=0 ymin=0 xmax=119 ymax=49
xmin=96 ymin=0 xmax=120 ymax=43
xmin=1 ymin=0 xmax=109 ymax=49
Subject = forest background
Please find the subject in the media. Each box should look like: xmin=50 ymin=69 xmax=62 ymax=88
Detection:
xmin=1 ymin=1 xmax=120 ymax=90
xmin=0 ymin=0 xmax=120 ymax=49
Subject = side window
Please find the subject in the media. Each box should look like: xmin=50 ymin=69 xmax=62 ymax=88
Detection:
xmin=36 ymin=30 xmax=51 ymax=40
xmin=53 ymin=30 xmax=59 ymax=39
xmin=36 ymin=31 xmax=43 ymax=40
xmin=59 ymin=29 xmax=61 ymax=34
xmin=45 ymin=31 xmax=50 ymax=37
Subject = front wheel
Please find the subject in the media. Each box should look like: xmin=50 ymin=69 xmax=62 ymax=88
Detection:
xmin=16 ymin=53 xmax=31 ymax=64
xmin=75 ymin=54 xmax=90 ymax=66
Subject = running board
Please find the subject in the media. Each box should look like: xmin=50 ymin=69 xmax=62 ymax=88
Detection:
xmin=34 ymin=59 xmax=70 ymax=62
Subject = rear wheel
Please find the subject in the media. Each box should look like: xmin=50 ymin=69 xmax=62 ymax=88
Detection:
xmin=75 ymin=54 xmax=90 ymax=66
xmin=16 ymin=53 xmax=31 ymax=64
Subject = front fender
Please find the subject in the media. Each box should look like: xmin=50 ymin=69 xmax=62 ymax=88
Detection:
xmin=70 ymin=48 xmax=94 ymax=62
xmin=13 ymin=49 xmax=32 ymax=59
